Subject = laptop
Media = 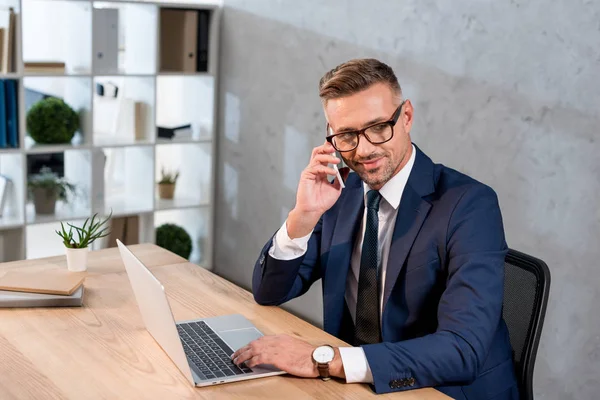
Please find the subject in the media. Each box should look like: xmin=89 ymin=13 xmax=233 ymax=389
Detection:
xmin=116 ymin=240 xmax=285 ymax=386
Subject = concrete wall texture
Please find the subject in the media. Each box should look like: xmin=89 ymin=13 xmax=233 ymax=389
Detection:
xmin=214 ymin=1 xmax=600 ymax=398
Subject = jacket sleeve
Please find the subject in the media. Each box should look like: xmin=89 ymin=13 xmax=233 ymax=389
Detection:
xmin=252 ymin=217 xmax=323 ymax=305
xmin=362 ymin=184 xmax=508 ymax=394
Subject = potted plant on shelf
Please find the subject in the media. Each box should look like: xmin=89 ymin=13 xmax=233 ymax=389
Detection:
xmin=55 ymin=211 xmax=112 ymax=272
xmin=156 ymin=223 xmax=192 ymax=259
xmin=26 ymin=97 xmax=80 ymax=144
xmin=158 ymin=167 xmax=179 ymax=200
xmin=27 ymin=166 xmax=77 ymax=215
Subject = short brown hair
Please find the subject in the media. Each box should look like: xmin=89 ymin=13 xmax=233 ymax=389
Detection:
xmin=319 ymin=58 xmax=402 ymax=102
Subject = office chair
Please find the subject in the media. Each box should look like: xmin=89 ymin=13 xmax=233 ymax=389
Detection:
xmin=503 ymin=249 xmax=551 ymax=400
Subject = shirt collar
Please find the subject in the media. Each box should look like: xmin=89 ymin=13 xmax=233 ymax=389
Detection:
xmin=363 ymin=144 xmax=416 ymax=210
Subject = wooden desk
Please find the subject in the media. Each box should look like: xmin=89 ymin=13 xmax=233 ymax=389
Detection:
xmin=0 ymin=244 xmax=450 ymax=399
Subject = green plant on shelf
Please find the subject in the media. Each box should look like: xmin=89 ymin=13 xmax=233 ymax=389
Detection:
xmin=26 ymin=97 xmax=80 ymax=144
xmin=27 ymin=166 xmax=77 ymax=202
xmin=159 ymin=167 xmax=180 ymax=184
xmin=55 ymin=211 xmax=112 ymax=249
xmin=156 ymin=223 xmax=192 ymax=259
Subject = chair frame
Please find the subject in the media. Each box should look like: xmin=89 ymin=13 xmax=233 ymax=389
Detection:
xmin=505 ymin=249 xmax=551 ymax=400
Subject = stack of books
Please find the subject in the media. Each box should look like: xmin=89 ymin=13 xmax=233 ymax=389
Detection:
xmin=0 ymin=79 xmax=19 ymax=148
xmin=23 ymin=61 xmax=66 ymax=74
xmin=0 ymin=267 xmax=86 ymax=308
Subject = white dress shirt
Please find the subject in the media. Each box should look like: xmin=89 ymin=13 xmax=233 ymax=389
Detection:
xmin=268 ymin=145 xmax=416 ymax=383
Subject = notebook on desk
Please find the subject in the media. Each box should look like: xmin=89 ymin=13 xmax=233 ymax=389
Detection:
xmin=0 ymin=267 xmax=85 ymax=296
xmin=0 ymin=285 xmax=84 ymax=308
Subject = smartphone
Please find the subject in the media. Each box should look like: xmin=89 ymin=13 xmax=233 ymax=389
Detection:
xmin=331 ymin=150 xmax=347 ymax=189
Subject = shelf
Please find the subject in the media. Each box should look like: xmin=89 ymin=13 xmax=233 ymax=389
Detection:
xmin=25 ymin=203 xmax=91 ymax=226
xmin=155 ymin=197 xmax=208 ymax=211
xmin=0 ymin=215 xmax=23 ymax=231
xmin=0 ymin=73 xmax=21 ymax=79
xmin=104 ymin=195 xmax=153 ymax=218
xmin=93 ymin=136 xmax=154 ymax=148
xmin=157 ymin=72 xmax=212 ymax=77
xmin=25 ymin=143 xmax=90 ymax=154
xmin=22 ymin=0 xmax=92 ymax=75
xmin=0 ymin=148 xmax=21 ymax=154
xmin=156 ymin=75 xmax=214 ymax=141
xmin=92 ymin=2 xmax=158 ymax=75
xmin=155 ymin=137 xmax=211 ymax=145
xmin=93 ymin=76 xmax=155 ymax=145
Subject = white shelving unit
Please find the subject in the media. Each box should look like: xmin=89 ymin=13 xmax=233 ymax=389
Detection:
xmin=0 ymin=0 xmax=221 ymax=268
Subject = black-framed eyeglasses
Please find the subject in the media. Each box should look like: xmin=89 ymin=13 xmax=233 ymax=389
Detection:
xmin=326 ymin=100 xmax=406 ymax=152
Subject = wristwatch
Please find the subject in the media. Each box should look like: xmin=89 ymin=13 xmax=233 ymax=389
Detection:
xmin=312 ymin=345 xmax=335 ymax=381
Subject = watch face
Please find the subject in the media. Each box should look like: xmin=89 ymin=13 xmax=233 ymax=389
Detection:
xmin=312 ymin=346 xmax=335 ymax=363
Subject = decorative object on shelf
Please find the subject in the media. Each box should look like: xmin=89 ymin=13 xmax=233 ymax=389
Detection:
xmin=27 ymin=166 xmax=76 ymax=215
xmin=158 ymin=166 xmax=179 ymax=200
xmin=157 ymin=123 xmax=192 ymax=140
xmin=26 ymin=97 xmax=80 ymax=144
xmin=156 ymin=223 xmax=192 ymax=259
xmin=0 ymin=174 xmax=11 ymax=218
xmin=55 ymin=211 xmax=112 ymax=272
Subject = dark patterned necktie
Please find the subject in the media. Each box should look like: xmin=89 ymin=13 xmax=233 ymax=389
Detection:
xmin=354 ymin=189 xmax=382 ymax=346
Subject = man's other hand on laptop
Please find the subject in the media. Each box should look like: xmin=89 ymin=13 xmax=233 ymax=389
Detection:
xmin=231 ymin=334 xmax=346 ymax=379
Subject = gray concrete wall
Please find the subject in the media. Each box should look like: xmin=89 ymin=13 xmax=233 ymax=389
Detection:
xmin=214 ymin=1 xmax=600 ymax=398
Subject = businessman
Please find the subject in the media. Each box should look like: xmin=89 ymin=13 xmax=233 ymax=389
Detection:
xmin=232 ymin=58 xmax=519 ymax=399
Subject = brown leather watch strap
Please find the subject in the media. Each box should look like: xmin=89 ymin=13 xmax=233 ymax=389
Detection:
xmin=317 ymin=363 xmax=331 ymax=381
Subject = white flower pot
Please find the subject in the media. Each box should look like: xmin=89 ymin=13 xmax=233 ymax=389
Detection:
xmin=66 ymin=247 xmax=89 ymax=272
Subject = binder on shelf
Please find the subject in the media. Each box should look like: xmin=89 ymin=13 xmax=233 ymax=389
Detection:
xmin=107 ymin=216 xmax=139 ymax=247
xmin=196 ymin=10 xmax=210 ymax=72
xmin=0 ymin=8 xmax=16 ymax=74
xmin=160 ymin=9 xmax=198 ymax=73
xmin=92 ymin=8 xmax=119 ymax=74
xmin=157 ymin=123 xmax=193 ymax=140
xmin=5 ymin=79 xmax=18 ymax=147
xmin=0 ymin=29 xmax=4 ymax=70
xmin=0 ymin=80 xmax=6 ymax=148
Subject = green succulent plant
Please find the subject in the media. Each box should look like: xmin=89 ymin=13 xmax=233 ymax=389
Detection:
xmin=26 ymin=97 xmax=80 ymax=144
xmin=55 ymin=211 xmax=113 ymax=249
xmin=27 ymin=166 xmax=77 ymax=202
xmin=156 ymin=223 xmax=192 ymax=259
xmin=159 ymin=167 xmax=179 ymax=184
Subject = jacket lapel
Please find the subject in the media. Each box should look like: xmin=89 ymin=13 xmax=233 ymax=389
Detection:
xmin=382 ymin=145 xmax=436 ymax=311
xmin=323 ymin=174 xmax=364 ymax=335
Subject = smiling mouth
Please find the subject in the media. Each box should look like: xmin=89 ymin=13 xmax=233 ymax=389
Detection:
xmin=359 ymin=157 xmax=384 ymax=169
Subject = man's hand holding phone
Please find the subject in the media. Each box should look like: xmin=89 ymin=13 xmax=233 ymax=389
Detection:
xmin=287 ymin=142 xmax=348 ymax=239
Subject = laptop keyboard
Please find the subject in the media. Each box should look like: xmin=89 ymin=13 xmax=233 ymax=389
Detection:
xmin=177 ymin=321 xmax=253 ymax=381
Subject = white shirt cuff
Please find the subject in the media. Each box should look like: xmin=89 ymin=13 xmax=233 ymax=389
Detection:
xmin=268 ymin=220 xmax=312 ymax=260
xmin=338 ymin=346 xmax=374 ymax=383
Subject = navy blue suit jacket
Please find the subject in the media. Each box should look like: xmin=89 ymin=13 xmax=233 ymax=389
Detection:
xmin=252 ymin=145 xmax=519 ymax=399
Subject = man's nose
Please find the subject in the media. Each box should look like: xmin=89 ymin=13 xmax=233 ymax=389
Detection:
xmin=355 ymin=136 xmax=378 ymax=159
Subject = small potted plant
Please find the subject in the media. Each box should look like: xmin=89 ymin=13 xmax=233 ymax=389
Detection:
xmin=156 ymin=223 xmax=192 ymax=259
xmin=55 ymin=211 xmax=112 ymax=272
xmin=27 ymin=166 xmax=77 ymax=215
xmin=158 ymin=167 xmax=179 ymax=200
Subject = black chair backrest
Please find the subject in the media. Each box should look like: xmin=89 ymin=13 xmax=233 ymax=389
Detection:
xmin=503 ymin=249 xmax=551 ymax=400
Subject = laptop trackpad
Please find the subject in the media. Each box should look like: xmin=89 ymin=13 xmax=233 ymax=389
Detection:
xmin=219 ymin=328 xmax=263 ymax=352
